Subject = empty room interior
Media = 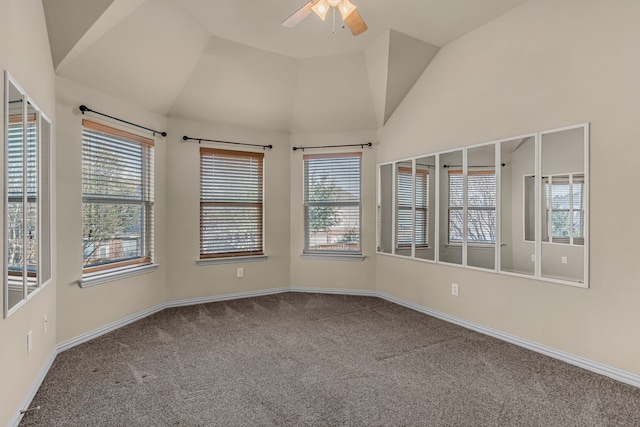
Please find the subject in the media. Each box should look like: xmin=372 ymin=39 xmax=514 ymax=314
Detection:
xmin=2 ymin=0 xmax=640 ymax=425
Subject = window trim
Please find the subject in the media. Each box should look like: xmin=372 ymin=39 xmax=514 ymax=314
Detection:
xmin=448 ymin=169 xmax=496 ymax=245
xmin=199 ymin=147 xmax=265 ymax=259
xmin=81 ymin=119 xmax=155 ymax=277
xmin=303 ymin=152 xmax=362 ymax=255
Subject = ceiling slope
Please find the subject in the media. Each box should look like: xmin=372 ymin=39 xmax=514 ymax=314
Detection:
xmin=42 ymin=0 xmax=115 ymax=69
xmin=56 ymin=0 xmax=211 ymax=115
xmin=168 ymin=36 xmax=299 ymax=133
xmin=41 ymin=0 xmax=528 ymax=133
xmin=365 ymin=30 xmax=440 ymax=128
xmin=291 ymin=52 xmax=378 ymax=133
xmin=385 ymin=30 xmax=440 ymax=124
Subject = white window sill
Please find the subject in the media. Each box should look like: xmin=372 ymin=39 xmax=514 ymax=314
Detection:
xmin=196 ymin=255 xmax=268 ymax=266
xmin=445 ymin=243 xmax=496 ymax=248
xmin=300 ymin=253 xmax=365 ymax=261
xmin=79 ymin=263 xmax=159 ymax=288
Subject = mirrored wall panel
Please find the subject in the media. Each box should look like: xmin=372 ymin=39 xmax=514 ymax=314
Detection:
xmin=438 ymin=150 xmax=463 ymax=265
xmin=467 ymin=144 xmax=496 ymax=270
xmin=4 ymin=72 xmax=52 ymax=316
xmin=540 ymin=126 xmax=586 ymax=284
xmin=415 ymin=155 xmax=435 ymax=261
xmin=500 ymin=135 xmax=536 ymax=276
xmin=377 ymin=163 xmax=393 ymax=254
xmin=376 ymin=123 xmax=588 ymax=288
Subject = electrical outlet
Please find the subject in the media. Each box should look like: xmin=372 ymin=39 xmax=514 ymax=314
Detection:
xmin=451 ymin=283 xmax=459 ymax=297
xmin=27 ymin=331 xmax=32 ymax=354
xmin=561 ymin=256 xmax=568 ymax=264
xmin=236 ymin=268 xmax=244 ymax=278
xmin=43 ymin=316 xmax=48 ymax=333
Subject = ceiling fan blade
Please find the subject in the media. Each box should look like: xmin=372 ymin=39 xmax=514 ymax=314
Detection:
xmin=282 ymin=1 xmax=316 ymax=28
xmin=344 ymin=9 xmax=368 ymax=35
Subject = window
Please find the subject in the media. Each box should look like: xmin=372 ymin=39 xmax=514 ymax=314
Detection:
xmin=82 ymin=120 xmax=154 ymax=274
xmin=449 ymin=170 xmax=496 ymax=244
xmin=200 ymin=148 xmax=264 ymax=258
xmin=396 ymin=166 xmax=412 ymax=246
xmin=414 ymin=168 xmax=429 ymax=246
xmin=304 ymin=153 xmax=361 ymax=254
xmin=5 ymin=73 xmax=52 ymax=315
xmin=396 ymin=166 xmax=429 ymax=247
xmin=448 ymin=171 xmax=464 ymax=243
xmin=543 ymin=174 xmax=584 ymax=245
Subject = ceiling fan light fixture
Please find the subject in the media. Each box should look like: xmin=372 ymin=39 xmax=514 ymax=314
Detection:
xmin=338 ymin=0 xmax=357 ymax=19
xmin=311 ymin=0 xmax=330 ymax=20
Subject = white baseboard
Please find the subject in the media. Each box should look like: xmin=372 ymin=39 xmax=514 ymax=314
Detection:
xmin=289 ymin=286 xmax=378 ymax=297
xmin=165 ymin=287 xmax=291 ymax=309
xmin=376 ymin=291 xmax=640 ymax=389
xmin=9 ymin=349 xmax=57 ymax=427
xmin=15 ymin=286 xmax=640 ymax=426
xmin=56 ymin=302 xmax=167 ymax=353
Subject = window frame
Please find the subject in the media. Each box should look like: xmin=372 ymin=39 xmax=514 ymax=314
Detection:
xmin=303 ymin=152 xmax=362 ymax=256
xmin=81 ymin=119 xmax=155 ymax=277
xmin=199 ymin=147 xmax=265 ymax=260
xmin=396 ymin=165 xmax=429 ymax=249
xmin=448 ymin=169 xmax=496 ymax=245
xmin=543 ymin=173 xmax=584 ymax=245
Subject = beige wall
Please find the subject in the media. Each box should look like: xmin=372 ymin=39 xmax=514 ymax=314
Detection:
xmin=165 ymin=117 xmax=291 ymax=300
xmin=289 ymin=131 xmax=377 ymax=291
xmin=55 ymin=76 xmax=168 ymax=344
xmin=0 ymin=1 xmax=57 ymax=425
xmin=377 ymin=0 xmax=640 ymax=375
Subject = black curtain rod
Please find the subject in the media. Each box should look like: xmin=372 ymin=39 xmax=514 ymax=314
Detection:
xmin=182 ymin=136 xmax=272 ymax=150
xmin=292 ymin=142 xmax=372 ymax=152
xmin=79 ymin=105 xmax=167 ymax=137
xmin=443 ymin=163 xmax=506 ymax=168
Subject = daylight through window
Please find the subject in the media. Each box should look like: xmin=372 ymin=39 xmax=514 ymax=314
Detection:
xmin=304 ymin=153 xmax=361 ymax=254
xmin=200 ymin=148 xmax=264 ymax=258
xmin=81 ymin=120 xmax=154 ymax=273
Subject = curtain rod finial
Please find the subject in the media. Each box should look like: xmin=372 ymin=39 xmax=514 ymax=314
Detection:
xmin=79 ymin=105 xmax=88 ymax=114
xmin=182 ymin=135 xmax=189 ymax=141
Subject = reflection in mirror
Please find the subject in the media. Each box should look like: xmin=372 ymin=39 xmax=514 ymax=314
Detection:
xmin=7 ymin=79 xmax=25 ymax=311
xmin=5 ymin=73 xmax=51 ymax=317
xmin=39 ymin=116 xmax=52 ymax=286
xmin=26 ymin=101 xmax=38 ymax=296
xmin=500 ymin=136 xmax=535 ymax=276
xmin=395 ymin=161 xmax=413 ymax=257
xmin=377 ymin=164 xmax=393 ymax=254
xmin=541 ymin=126 xmax=586 ymax=284
xmin=439 ymin=150 xmax=463 ymax=265
xmin=415 ymin=155 xmax=435 ymax=261
xmin=467 ymin=144 xmax=496 ymax=270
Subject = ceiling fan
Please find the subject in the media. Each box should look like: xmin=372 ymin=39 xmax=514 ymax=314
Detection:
xmin=282 ymin=0 xmax=368 ymax=36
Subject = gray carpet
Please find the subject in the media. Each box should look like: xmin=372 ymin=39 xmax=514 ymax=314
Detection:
xmin=20 ymin=292 xmax=640 ymax=426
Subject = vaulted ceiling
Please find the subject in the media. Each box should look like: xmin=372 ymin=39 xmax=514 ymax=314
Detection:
xmin=42 ymin=0 xmax=527 ymax=133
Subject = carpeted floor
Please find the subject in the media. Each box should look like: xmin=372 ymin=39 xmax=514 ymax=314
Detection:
xmin=20 ymin=292 xmax=640 ymax=426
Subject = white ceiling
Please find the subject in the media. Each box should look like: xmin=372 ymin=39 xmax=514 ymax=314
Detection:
xmin=43 ymin=0 xmax=528 ymax=133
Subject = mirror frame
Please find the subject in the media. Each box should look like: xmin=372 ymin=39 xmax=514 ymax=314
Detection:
xmin=376 ymin=123 xmax=589 ymax=289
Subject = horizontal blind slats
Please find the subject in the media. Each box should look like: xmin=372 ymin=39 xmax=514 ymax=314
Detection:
xmin=200 ymin=148 xmax=264 ymax=257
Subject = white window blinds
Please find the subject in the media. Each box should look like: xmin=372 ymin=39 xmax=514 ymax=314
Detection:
xmin=82 ymin=120 xmax=154 ymax=273
xmin=304 ymin=153 xmax=361 ymax=254
xmin=396 ymin=167 xmax=413 ymax=246
xmin=200 ymin=148 xmax=264 ymax=258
